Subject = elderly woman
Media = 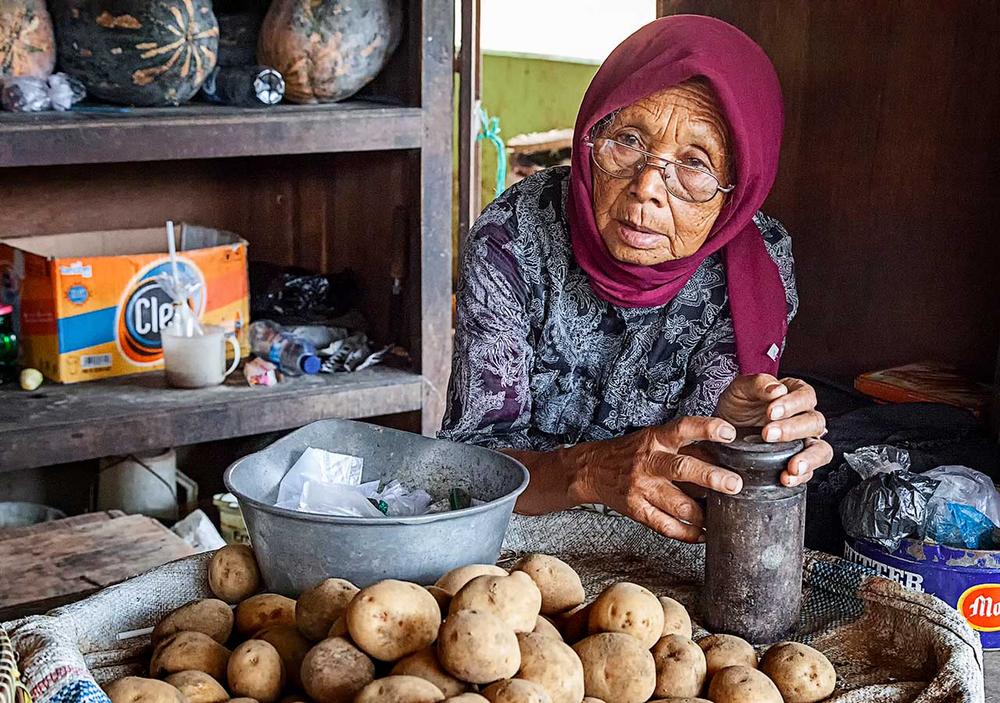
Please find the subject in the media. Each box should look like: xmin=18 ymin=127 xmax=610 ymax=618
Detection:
xmin=441 ymin=16 xmax=833 ymax=541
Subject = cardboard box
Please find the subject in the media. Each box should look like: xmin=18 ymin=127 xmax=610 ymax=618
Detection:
xmin=0 ymin=224 xmax=249 ymax=383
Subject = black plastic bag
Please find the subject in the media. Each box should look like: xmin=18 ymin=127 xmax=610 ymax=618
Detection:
xmin=839 ymin=469 xmax=940 ymax=551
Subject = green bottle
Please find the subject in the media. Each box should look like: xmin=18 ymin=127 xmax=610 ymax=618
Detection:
xmin=0 ymin=305 xmax=18 ymax=383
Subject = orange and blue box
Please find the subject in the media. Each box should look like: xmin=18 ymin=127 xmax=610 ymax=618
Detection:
xmin=0 ymin=224 xmax=249 ymax=383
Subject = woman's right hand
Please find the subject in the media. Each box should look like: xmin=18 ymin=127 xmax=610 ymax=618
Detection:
xmin=567 ymin=416 xmax=743 ymax=542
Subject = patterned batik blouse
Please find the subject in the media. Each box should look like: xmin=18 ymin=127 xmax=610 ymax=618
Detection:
xmin=439 ymin=166 xmax=798 ymax=452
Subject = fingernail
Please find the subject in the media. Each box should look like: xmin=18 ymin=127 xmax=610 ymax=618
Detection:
xmin=765 ymin=427 xmax=781 ymax=441
xmin=724 ymin=476 xmax=741 ymax=493
xmin=796 ymin=459 xmax=808 ymax=475
xmin=770 ymin=405 xmax=785 ymax=420
xmin=720 ymin=426 xmax=736 ymax=441
xmin=765 ymin=383 xmax=783 ymax=394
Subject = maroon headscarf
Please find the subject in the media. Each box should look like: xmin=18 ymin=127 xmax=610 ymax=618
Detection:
xmin=568 ymin=15 xmax=787 ymax=374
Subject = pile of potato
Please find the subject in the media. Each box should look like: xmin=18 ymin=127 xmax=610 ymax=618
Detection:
xmin=105 ymin=545 xmax=837 ymax=703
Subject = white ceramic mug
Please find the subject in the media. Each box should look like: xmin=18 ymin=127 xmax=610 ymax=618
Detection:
xmin=162 ymin=324 xmax=240 ymax=389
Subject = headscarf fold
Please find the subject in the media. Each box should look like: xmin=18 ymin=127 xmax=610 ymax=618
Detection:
xmin=568 ymin=15 xmax=787 ymax=374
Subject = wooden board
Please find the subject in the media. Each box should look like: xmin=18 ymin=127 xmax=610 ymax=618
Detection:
xmin=0 ymin=101 xmax=422 ymax=167
xmin=0 ymin=512 xmax=196 ymax=615
xmin=0 ymin=366 xmax=424 ymax=473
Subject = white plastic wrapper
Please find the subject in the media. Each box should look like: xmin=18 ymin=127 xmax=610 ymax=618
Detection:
xmin=170 ymin=509 xmax=227 ymax=552
xmin=276 ymin=447 xmax=364 ymax=507
xmin=275 ymin=447 xmax=433 ymax=518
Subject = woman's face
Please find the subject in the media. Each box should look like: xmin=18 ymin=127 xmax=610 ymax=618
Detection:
xmin=591 ymin=81 xmax=732 ymax=266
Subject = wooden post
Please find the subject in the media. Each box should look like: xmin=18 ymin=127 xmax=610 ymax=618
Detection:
xmin=457 ymin=0 xmax=482 ymax=263
xmin=419 ymin=0 xmax=456 ymax=435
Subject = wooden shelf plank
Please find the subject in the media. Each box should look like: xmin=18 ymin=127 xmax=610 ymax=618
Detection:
xmin=0 ymin=366 xmax=424 ymax=472
xmin=0 ymin=100 xmax=423 ymax=167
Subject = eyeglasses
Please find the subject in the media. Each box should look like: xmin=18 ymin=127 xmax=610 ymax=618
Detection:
xmin=584 ymin=137 xmax=735 ymax=204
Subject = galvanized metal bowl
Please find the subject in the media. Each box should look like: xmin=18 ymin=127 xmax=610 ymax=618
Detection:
xmin=224 ymin=419 xmax=529 ymax=594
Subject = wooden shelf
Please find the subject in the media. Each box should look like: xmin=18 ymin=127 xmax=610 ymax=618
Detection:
xmin=0 ymin=100 xmax=424 ymax=167
xmin=0 ymin=366 xmax=424 ymax=472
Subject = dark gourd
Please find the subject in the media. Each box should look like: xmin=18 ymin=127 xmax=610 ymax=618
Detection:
xmin=0 ymin=0 xmax=56 ymax=79
xmin=258 ymin=0 xmax=402 ymax=104
xmin=51 ymin=0 xmax=219 ymax=106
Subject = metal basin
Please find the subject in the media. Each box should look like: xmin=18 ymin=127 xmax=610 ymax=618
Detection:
xmin=224 ymin=419 xmax=529 ymax=594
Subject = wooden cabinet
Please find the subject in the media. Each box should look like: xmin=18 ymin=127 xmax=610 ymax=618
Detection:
xmin=0 ymin=0 xmax=454 ymax=472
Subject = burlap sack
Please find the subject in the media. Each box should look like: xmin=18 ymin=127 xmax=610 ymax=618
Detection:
xmin=5 ymin=512 xmax=986 ymax=703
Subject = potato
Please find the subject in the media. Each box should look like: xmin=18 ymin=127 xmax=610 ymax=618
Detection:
xmin=437 ymin=609 xmax=520 ymax=684
xmin=651 ymin=635 xmax=706 ymax=699
xmin=531 ymin=616 xmax=563 ymax=641
xmin=697 ymin=634 xmax=757 ymax=680
xmin=154 ymin=599 xmax=234 ymax=646
xmin=760 ymin=641 xmax=836 ymax=703
xmin=392 ymin=647 xmax=468 ymax=697
xmin=164 ymin=671 xmax=227 ymax=703
xmin=707 ymin=665 xmax=782 ymax=703
xmin=209 ymin=545 xmax=262 ymax=604
xmin=442 ymin=696 xmax=489 ymax=703
xmin=512 ymin=555 xmax=585 ymax=616
xmin=449 ymin=572 xmax=542 ymax=633
xmin=354 ymin=675 xmax=445 ymax=703
xmin=300 ymin=637 xmax=374 ymax=703
xmin=106 ymin=677 xmax=188 ymax=703
xmin=572 ymin=633 xmax=655 ymax=703
xmin=554 ymin=603 xmax=592 ymax=644
xmin=515 ymin=632 xmax=584 ymax=703
xmin=150 ymin=632 xmax=231 ymax=681
xmin=481 ymin=680 xmax=551 ymax=703
xmin=227 ymin=640 xmax=284 ymax=703
xmin=580 ymin=699 xmax=605 ymax=703
xmin=587 ymin=582 xmax=663 ymax=649
xmin=347 ymin=580 xmax=441 ymax=661
xmin=236 ymin=594 xmax=297 ymax=638
xmin=255 ymin=625 xmax=311 ymax=690
xmin=425 ymin=586 xmax=452 ymax=617
xmin=658 ymin=596 xmax=693 ymax=640
xmin=434 ymin=564 xmax=507 ymax=595
xmin=648 ymin=699 xmax=710 ymax=702
xmin=229 ymin=699 xmax=259 ymax=703
xmin=296 ymin=578 xmax=359 ymax=642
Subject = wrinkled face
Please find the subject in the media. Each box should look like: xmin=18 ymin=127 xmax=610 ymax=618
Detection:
xmin=591 ymin=81 xmax=732 ymax=266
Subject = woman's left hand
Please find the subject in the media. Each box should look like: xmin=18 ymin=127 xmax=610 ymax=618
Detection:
xmin=715 ymin=374 xmax=833 ymax=487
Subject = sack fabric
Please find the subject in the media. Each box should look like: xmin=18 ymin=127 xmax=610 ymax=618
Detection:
xmin=5 ymin=512 xmax=986 ymax=703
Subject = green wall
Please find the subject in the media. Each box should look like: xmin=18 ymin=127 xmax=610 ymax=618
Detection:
xmin=453 ymin=52 xmax=598 ymax=269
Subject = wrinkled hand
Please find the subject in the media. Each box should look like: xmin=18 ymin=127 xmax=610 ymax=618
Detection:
xmin=570 ymin=416 xmax=742 ymax=542
xmin=715 ymin=374 xmax=834 ymax=487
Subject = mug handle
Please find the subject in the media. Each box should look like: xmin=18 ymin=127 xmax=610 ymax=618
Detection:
xmin=224 ymin=333 xmax=241 ymax=377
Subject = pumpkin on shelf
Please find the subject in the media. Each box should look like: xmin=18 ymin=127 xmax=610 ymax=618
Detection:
xmin=51 ymin=0 xmax=220 ymax=106
xmin=0 ymin=0 xmax=57 ymax=79
xmin=258 ymin=0 xmax=403 ymax=104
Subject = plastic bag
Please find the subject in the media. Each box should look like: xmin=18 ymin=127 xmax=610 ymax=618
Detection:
xmin=920 ymin=465 xmax=1000 ymax=548
xmin=925 ymin=502 xmax=997 ymax=549
xmin=839 ymin=446 xmax=940 ymax=550
xmin=0 ymin=73 xmax=85 ymax=112
xmin=844 ymin=445 xmax=911 ymax=479
xmin=298 ymin=479 xmax=383 ymax=517
xmin=372 ymin=480 xmax=433 ymax=517
xmin=922 ymin=465 xmax=1000 ymax=526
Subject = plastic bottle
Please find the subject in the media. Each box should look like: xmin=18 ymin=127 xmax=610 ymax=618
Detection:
xmin=0 ymin=305 xmax=18 ymax=383
xmin=248 ymin=320 xmax=321 ymax=376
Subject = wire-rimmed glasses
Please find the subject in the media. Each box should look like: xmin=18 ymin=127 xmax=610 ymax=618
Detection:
xmin=585 ymin=136 xmax=734 ymax=203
